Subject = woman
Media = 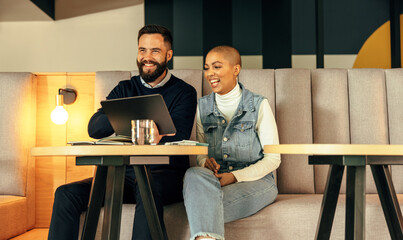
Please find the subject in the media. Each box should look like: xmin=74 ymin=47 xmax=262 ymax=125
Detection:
xmin=183 ymin=46 xmax=281 ymax=240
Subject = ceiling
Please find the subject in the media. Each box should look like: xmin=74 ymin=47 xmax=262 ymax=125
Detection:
xmin=0 ymin=0 xmax=51 ymax=21
xmin=0 ymin=0 xmax=143 ymax=21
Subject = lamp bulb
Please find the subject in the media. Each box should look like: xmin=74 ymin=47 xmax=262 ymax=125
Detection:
xmin=51 ymin=106 xmax=69 ymax=125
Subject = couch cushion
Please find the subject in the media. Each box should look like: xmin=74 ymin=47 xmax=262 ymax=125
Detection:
xmin=170 ymin=70 xmax=203 ymax=99
xmin=202 ymin=70 xmax=211 ymax=96
xmin=311 ymin=69 xmax=350 ymax=194
xmin=169 ymin=70 xmax=203 ymax=167
xmin=0 ymin=196 xmax=28 ymax=239
xmin=79 ymin=194 xmax=397 ymax=240
xmin=385 ymin=69 xmax=403 ymax=194
xmin=225 ymin=194 xmax=393 ymax=240
xmin=94 ymin=71 xmax=132 ymax=110
xmin=348 ymin=69 xmax=389 ymax=144
xmin=274 ymin=69 xmax=314 ymax=193
xmin=348 ymin=69 xmax=388 ymax=194
xmin=239 ymin=69 xmax=276 ymax=115
xmin=0 ymin=72 xmax=36 ymax=196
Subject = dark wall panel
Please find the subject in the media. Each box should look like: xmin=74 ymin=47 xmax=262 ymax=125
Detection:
xmin=232 ymin=0 xmax=262 ymax=55
xmin=292 ymin=0 xmax=316 ymax=54
xmin=324 ymin=0 xmax=389 ymax=54
xmin=173 ymin=0 xmax=203 ymax=56
xmin=145 ymin=0 xmax=174 ymax=68
xmin=262 ymin=0 xmax=292 ymax=68
xmin=202 ymin=0 xmax=233 ymax=57
xmin=145 ymin=0 xmax=173 ymax=31
xmin=390 ymin=0 xmax=401 ymax=68
xmin=292 ymin=0 xmax=401 ymax=55
xmin=144 ymin=0 xmax=400 ymax=67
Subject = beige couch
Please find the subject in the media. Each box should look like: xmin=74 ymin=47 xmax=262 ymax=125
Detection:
xmin=80 ymin=68 xmax=403 ymax=239
xmin=0 ymin=73 xmax=36 ymax=240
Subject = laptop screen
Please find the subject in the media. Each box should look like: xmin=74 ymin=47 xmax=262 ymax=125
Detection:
xmin=100 ymin=94 xmax=176 ymax=136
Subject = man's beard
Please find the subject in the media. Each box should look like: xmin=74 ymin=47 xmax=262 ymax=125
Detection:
xmin=137 ymin=58 xmax=168 ymax=83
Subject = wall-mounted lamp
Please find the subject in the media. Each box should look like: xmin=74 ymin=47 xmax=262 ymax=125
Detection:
xmin=51 ymin=88 xmax=77 ymax=125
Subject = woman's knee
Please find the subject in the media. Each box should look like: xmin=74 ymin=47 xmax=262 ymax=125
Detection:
xmin=183 ymin=167 xmax=221 ymax=198
xmin=184 ymin=167 xmax=212 ymax=184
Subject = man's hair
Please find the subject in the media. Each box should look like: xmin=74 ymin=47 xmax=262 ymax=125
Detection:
xmin=138 ymin=24 xmax=173 ymax=49
xmin=208 ymin=45 xmax=242 ymax=67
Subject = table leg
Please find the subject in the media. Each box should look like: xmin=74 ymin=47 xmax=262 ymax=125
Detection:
xmin=133 ymin=165 xmax=168 ymax=240
xmin=81 ymin=166 xmax=108 ymax=240
xmin=101 ymin=165 xmax=126 ymax=240
xmin=345 ymin=165 xmax=366 ymax=240
xmin=371 ymin=165 xmax=403 ymax=240
xmin=315 ymin=165 xmax=345 ymax=240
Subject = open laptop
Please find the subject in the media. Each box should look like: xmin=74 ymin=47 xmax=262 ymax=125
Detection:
xmin=100 ymin=94 xmax=176 ymax=136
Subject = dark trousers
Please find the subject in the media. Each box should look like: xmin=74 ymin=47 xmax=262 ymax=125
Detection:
xmin=48 ymin=167 xmax=184 ymax=240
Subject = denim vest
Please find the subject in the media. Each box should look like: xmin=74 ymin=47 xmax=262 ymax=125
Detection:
xmin=198 ymin=83 xmax=265 ymax=172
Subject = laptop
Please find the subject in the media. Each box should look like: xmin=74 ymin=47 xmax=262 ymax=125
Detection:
xmin=100 ymin=94 xmax=176 ymax=136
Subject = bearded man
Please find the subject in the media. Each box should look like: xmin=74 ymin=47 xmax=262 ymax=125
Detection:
xmin=48 ymin=24 xmax=197 ymax=240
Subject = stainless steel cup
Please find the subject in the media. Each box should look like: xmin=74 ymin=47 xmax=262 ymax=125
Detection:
xmin=131 ymin=119 xmax=155 ymax=145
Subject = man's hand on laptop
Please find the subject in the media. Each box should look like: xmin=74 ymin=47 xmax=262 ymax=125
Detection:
xmin=152 ymin=121 xmax=175 ymax=144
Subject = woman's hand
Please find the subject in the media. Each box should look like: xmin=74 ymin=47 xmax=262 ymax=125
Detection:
xmin=216 ymin=172 xmax=237 ymax=187
xmin=204 ymin=157 xmax=220 ymax=173
xmin=204 ymin=158 xmax=237 ymax=186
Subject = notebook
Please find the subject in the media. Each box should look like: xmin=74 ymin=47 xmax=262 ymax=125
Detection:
xmin=100 ymin=94 xmax=176 ymax=136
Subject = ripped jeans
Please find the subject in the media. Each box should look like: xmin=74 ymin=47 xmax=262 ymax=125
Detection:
xmin=183 ymin=167 xmax=278 ymax=240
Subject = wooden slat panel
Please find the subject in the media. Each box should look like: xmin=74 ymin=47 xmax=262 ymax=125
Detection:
xmin=35 ymin=157 xmax=66 ymax=227
xmin=66 ymin=73 xmax=95 ymax=183
xmin=66 ymin=156 xmax=95 ymax=183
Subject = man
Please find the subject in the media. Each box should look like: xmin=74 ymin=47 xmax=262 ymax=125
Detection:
xmin=48 ymin=24 xmax=197 ymax=240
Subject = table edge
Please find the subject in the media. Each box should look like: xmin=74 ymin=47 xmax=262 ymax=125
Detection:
xmin=264 ymin=144 xmax=403 ymax=156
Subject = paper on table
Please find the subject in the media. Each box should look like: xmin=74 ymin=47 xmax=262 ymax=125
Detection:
xmin=68 ymin=135 xmax=132 ymax=145
xmin=164 ymin=140 xmax=208 ymax=146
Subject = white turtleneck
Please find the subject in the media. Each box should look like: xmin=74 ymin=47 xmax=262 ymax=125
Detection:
xmin=196 ymin=83 xmax=281 ymax=182
xmin=214 ymin=83 xmax=242 ymax=122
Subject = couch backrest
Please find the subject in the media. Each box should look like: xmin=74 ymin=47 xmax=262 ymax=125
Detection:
xmin=0 ymin=73 xmax=36 ymax=196
xmin=239 ymin=68 xmax=403 ymax=194
xmin=385 ymin=69 xmax=403 ymax=193
xmin=94 ymin=68 xmax=403 ymax=194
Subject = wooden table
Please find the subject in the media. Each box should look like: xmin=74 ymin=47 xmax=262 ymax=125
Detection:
xmin=264 ymin=144 xmax=403 ymax=240
xmin=32 ymin=145 xmax=208 ymax=240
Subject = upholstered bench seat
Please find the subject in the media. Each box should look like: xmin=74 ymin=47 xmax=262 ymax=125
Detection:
xmin=76 ymin=68 xmax=403 ymax=240
xmin=0 ymin=196 xmax=29 ymax=239
xmin=0 ymin=72 xmax=36 ymax=240
xmin=80 ymin=194 xmax=398 ymax=240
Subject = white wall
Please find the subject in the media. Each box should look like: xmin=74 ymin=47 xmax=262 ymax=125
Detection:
xmin=0 ymin=4 xmax=144 ymax=72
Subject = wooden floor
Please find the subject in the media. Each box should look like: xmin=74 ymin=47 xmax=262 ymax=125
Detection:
xmin=10 ymin=229 xmax=48 ymax=240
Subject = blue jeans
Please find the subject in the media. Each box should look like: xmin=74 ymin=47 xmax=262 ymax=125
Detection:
xmin=183 ymin=167 xmax=278 ymax=240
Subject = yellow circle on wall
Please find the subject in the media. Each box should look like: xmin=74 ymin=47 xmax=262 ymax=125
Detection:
xmin=353 ymin=15 xmax=403 ymax=68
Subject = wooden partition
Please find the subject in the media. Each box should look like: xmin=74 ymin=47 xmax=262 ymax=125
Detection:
xmin=35 ymin=72 xmax=96 ymax=227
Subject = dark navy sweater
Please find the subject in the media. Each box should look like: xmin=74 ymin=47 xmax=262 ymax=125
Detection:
xmin=88 ymin=74 xmax=197 ymax=171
